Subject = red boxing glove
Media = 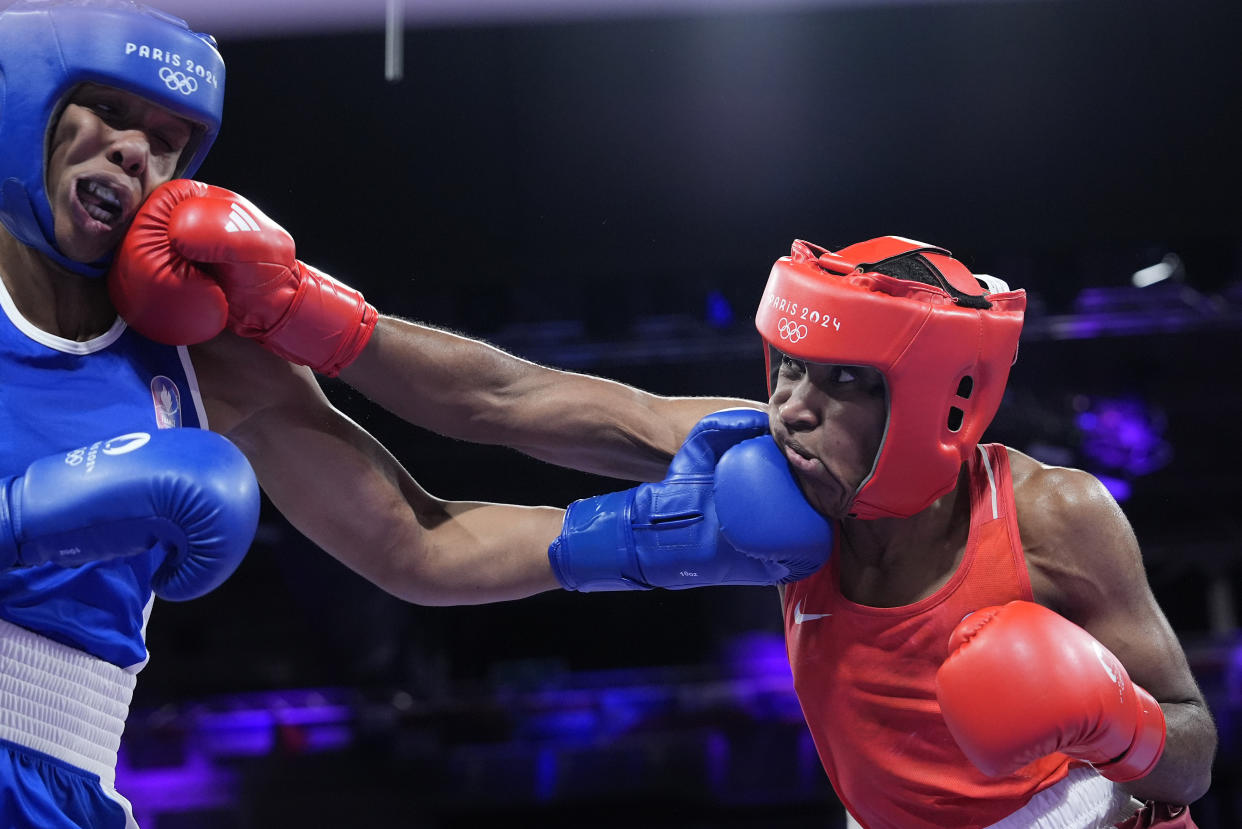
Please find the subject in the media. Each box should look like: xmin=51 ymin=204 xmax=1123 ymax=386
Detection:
xmin=109 ymin=180 xmax=377 ymax=376
xmin=936 ymin=600 xmax=1166 ymax=783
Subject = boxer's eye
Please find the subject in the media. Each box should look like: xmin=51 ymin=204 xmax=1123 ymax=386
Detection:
xmin=779 ymin=355 xmax=806 ymax=377
xmin=151 ymin=132 xmax=177 ymax=154
xmin=834 ymin=365 xmax=886 ymax=397
xmin=81 ymin=92 xmax=127 ymax=121
xmin=829 ymin=366 xmax=857 ymax=384
xmin=148 ymin=121 xmax=194 ymax=160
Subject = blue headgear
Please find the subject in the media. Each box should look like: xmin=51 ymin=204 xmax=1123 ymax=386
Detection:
xmin=0 ymin=0 xmax=225 ymax=276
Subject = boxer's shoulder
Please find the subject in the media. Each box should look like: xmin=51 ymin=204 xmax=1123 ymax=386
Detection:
xmin=1010 ymin=450 xmax=1120 ymax=546
xmin=1009 ymin=450 xmax=1145 ymax=614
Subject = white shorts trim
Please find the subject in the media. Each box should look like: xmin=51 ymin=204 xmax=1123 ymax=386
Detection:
xmin=842 ymin=766 xmax=1143 ymax=829
xmin=985 ymin=765 xmax=1142 ymax=829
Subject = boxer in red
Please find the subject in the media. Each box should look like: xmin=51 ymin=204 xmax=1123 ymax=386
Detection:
xmin=763 ymin=239 xmax=1213 ymax=828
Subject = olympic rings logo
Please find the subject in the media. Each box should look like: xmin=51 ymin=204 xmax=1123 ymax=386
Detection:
xmin=159 ymin=66 xmax=199 ymax=95
xmin=777 ymin=317 xmax=808 ymax=343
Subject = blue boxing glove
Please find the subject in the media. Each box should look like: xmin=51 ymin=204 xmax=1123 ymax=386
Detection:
xmin=549 ymin=408 xmax=832 ymax=591
xmin=0 ymin=429 xmax=260 ymax=601
xmin=714 ymin=434 xmax=833 ymax=577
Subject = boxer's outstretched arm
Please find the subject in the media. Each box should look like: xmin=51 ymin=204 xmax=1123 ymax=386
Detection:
xmin=1012 ymin=451 xmax=1216 ymax=806
xmin=194 ymin=332 xmax=563 ymax=605
xmin=338 ymin=316 xmax=761 ymax=482
xmin=110 ymin=182 xmax=756 ymax=482
xmin=191 ymin=334 xmax=813 ymax=605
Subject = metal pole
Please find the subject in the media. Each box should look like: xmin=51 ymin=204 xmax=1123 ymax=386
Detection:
xmin=385 ymin=0 xmax=404 ymax=83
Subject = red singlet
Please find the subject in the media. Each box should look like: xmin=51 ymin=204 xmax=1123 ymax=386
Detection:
xmin=783 ymin=444 xmax=1078 ymax=829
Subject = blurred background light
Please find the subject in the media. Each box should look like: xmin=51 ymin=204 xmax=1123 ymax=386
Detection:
xmin=1132 ymin=252 xmax=1184 ymax=288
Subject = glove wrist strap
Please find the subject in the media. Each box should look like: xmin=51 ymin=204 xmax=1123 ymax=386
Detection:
xmin=549 ymin=490 xmax=650 ymax=592
xmin=1096 ymin=685 xmax=1167 ymax=782
xmin=259 ymin=262 xmax=378 ymax=376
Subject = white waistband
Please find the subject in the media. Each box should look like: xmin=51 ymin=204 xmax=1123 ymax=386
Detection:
xmin=0 ymin=617 xmax=135 ymax=785
xmin=986 ymin=765 xmax=1142 ymax=829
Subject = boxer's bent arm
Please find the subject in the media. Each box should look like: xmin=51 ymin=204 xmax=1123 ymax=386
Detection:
xmin=338 ymin=316 xmax=762 ymax=482
xmin=193 ymin=333 xmax=563 ymax=605
xmin=1013 ymin=451 xmax=1216 ymax=805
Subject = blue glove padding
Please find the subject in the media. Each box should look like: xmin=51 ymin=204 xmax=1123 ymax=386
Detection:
xmin=0 ymin=429 xmax=260 ymax=601
xmin=714 ymin=435 xmax=833 ymax=579
xmin=549 ymin=408 xmax=830 ymax=591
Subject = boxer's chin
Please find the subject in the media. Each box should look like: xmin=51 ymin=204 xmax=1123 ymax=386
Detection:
xmin=50 ymin=190 xmax=123 ymax=266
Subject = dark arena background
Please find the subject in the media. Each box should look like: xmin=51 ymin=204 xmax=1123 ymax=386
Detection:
xmin=53 ymin=0 xmax=1242 ymax=825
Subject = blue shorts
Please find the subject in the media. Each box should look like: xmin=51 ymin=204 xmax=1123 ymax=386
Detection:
xmin=0 ymin=739 xmax=132 ymax=829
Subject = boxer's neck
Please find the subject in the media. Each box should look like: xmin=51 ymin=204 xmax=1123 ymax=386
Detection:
xmin=0 ymin=229 xmax=116 ymax=341
xmin=835 ymin=464 xmax=971 ymax=607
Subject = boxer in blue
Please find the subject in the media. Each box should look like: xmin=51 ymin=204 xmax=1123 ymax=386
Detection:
xmin=0 ymin=3 xmax=258 ymax=825
xmin=1 ymin=2 xmax=831 ymax=824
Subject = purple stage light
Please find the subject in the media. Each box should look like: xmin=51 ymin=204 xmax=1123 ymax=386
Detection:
xmin=1074 ymin=396 xmax=1173 ymax=495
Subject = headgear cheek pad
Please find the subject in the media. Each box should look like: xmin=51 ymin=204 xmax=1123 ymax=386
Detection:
xmin=756 ymin=237 xmax=1026 ymax=520
xmin=0 ymin=0 xmax=225 ymax=277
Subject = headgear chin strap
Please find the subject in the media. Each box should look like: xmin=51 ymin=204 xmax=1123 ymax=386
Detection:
xmin=0 ymin=0 xmax=225 ymax=277
xmin=756 ymin=237 xmax=1026 ymax=520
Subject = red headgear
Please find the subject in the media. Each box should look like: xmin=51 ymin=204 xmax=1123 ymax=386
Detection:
xmin=755 ymin=237 xmax=1026 ymax=520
